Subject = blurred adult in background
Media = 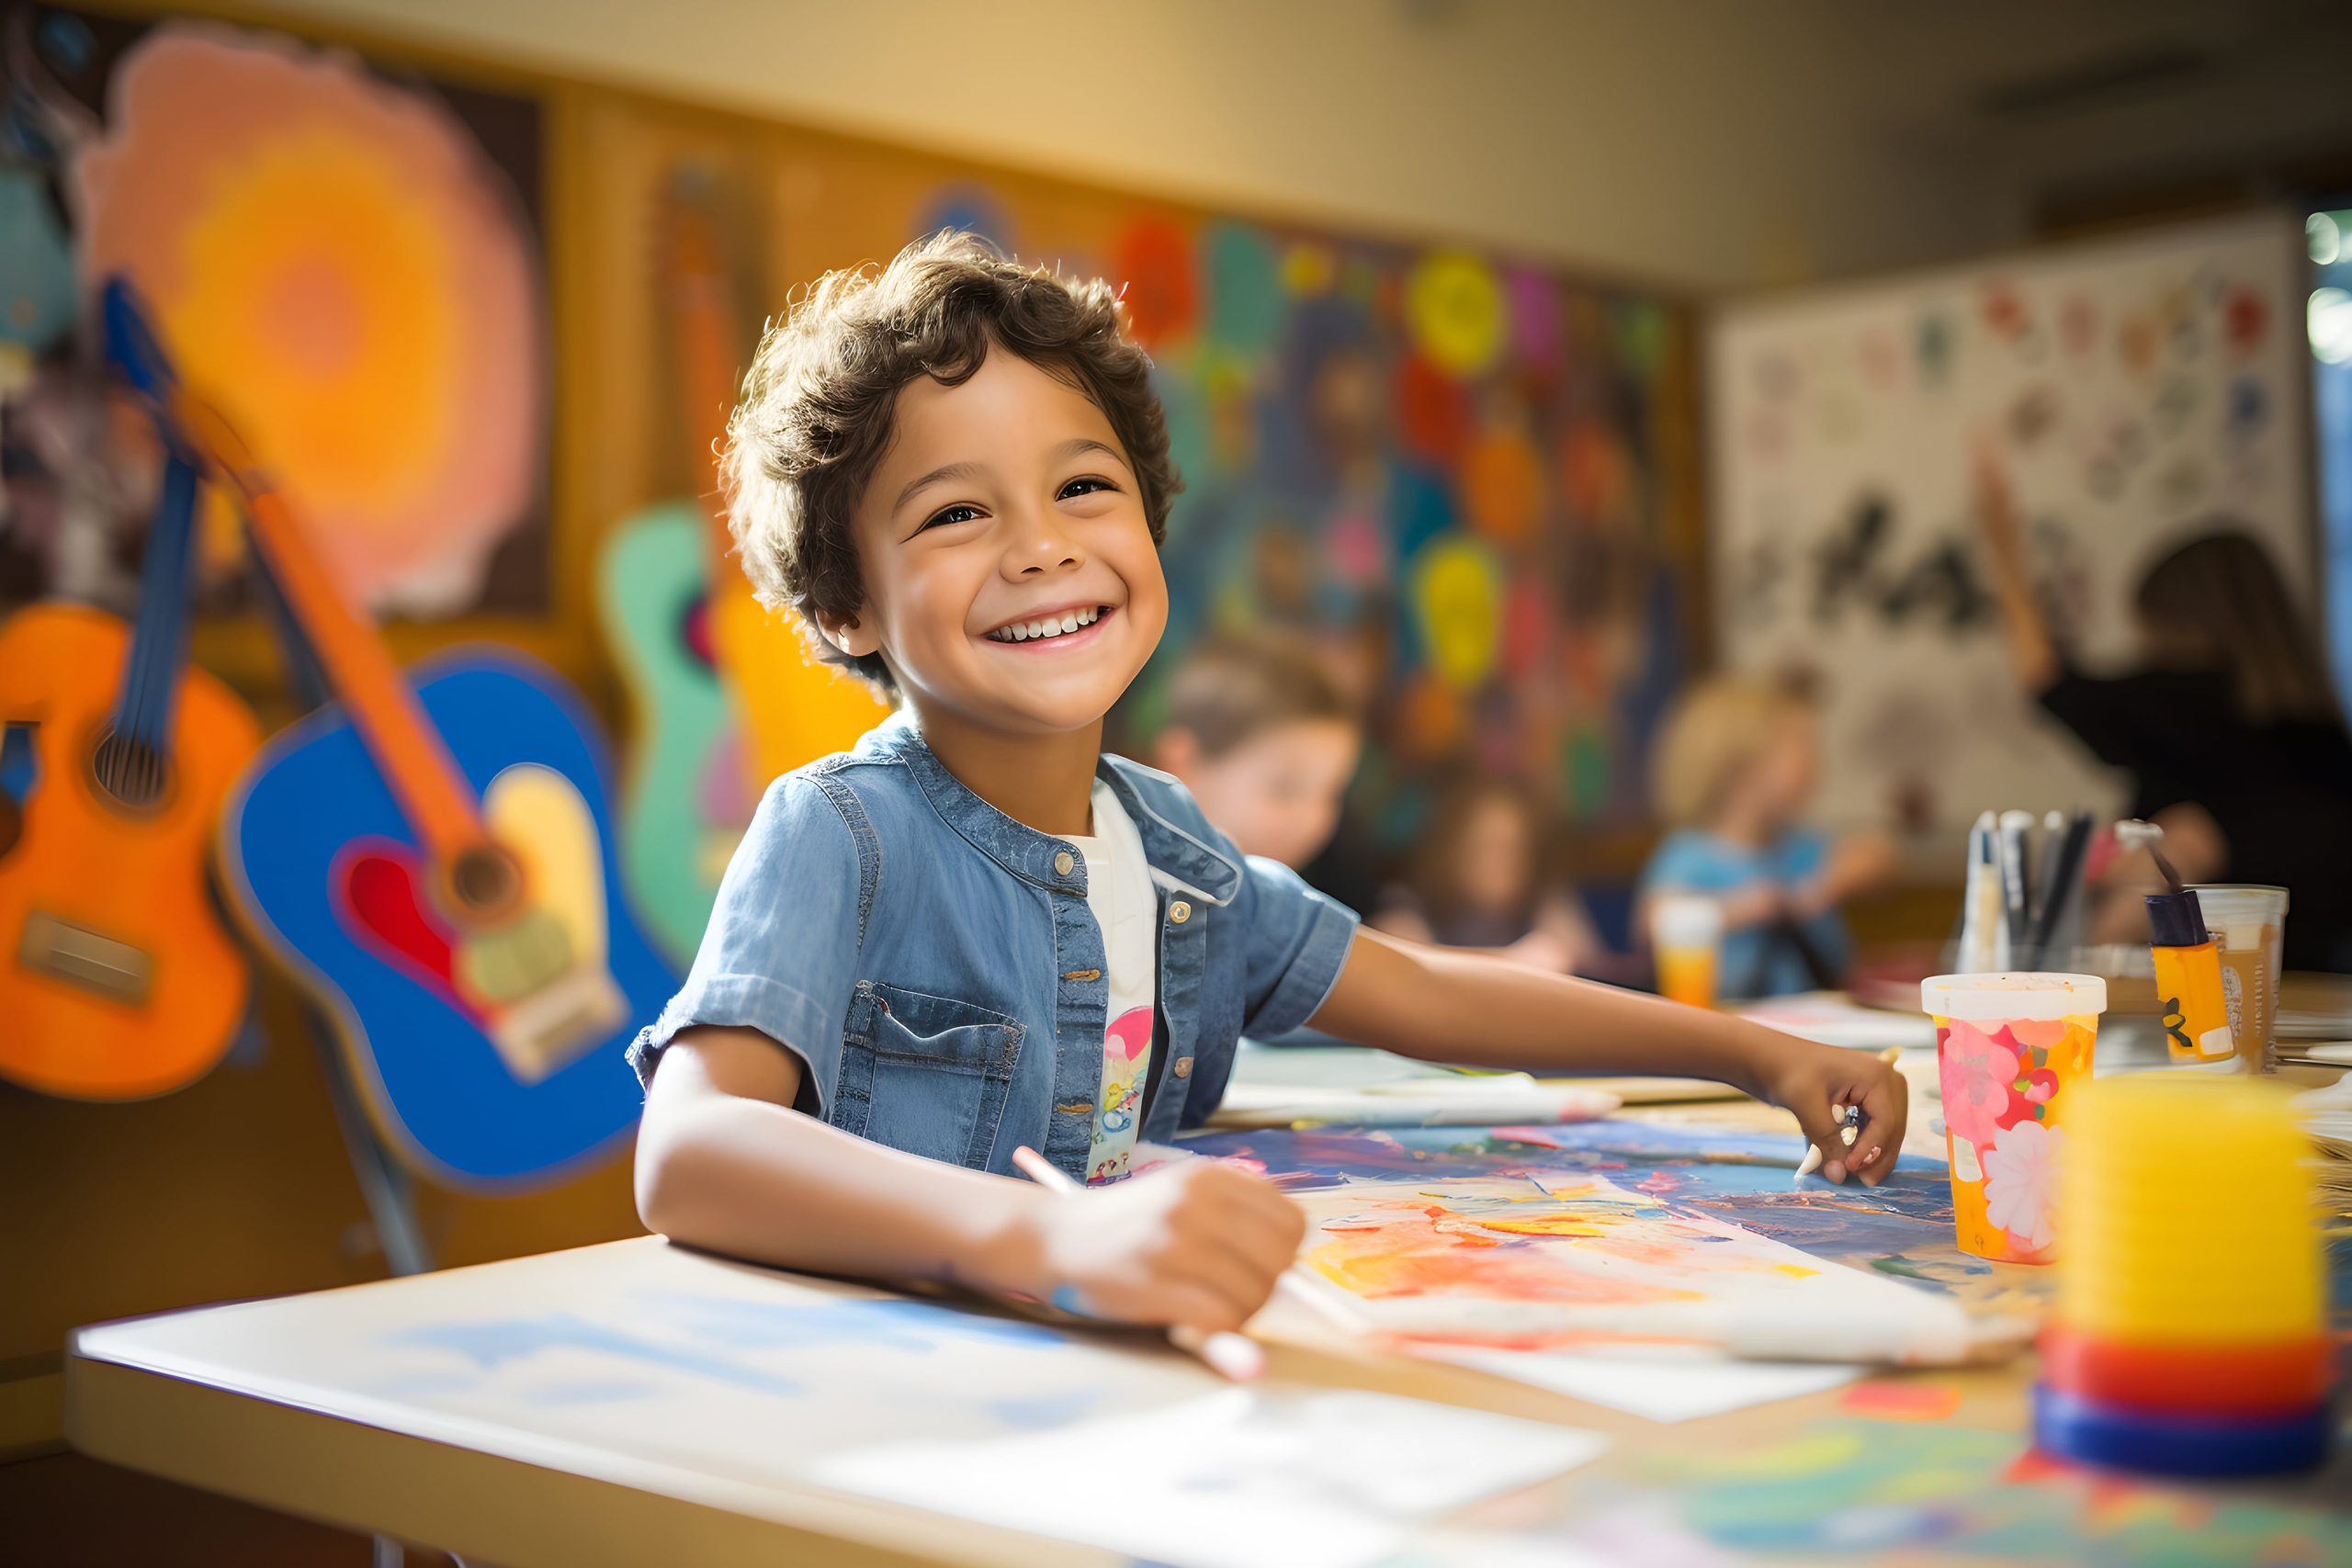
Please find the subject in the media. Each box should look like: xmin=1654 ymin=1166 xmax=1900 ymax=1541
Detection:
xmin=1976 ymin=453 xmax=2352 ymax=972
xmin=1146 ymin=630 xmax=1362 ymax=871
xmin=1640 ymin=673 xmax=1898 ymax=998
xmin=1374 ymin=773 xmax=1608 ymax=976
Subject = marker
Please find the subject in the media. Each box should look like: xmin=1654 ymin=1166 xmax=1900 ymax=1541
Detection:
xmin=1997 ymin=809 xmax=2036 ymax=967
xmin=1011 ymin=1145 xmax=1267 ymax=1382
xmin=1796 ymin=1048 xmax=1905 ymax=1182
xmin=2027 ymin=810 xmax=2094 ymax=968
xmin=1959 ymin=811 xmax=1999 ymax=971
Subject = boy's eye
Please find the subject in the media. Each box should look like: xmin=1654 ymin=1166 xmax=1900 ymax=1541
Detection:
xmin=1058 ymin=476 xmax=1116 ymax=500
xmin=920 ymin=503 xmax=984 ymax=532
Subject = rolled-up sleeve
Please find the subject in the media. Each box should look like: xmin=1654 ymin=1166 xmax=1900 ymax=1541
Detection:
xmin=625 ymin=774 xmax=866 ymax=1116
xmin=1235 ymin=852 xmax=1361 ymax=1040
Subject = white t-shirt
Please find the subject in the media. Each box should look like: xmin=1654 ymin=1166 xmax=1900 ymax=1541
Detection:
xmin=1065 ymin=780 xmax=1158 ymax=1183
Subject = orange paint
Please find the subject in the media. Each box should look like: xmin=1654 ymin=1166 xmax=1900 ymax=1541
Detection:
xmin=1840 ymin=1380 xmax=1964 ymax=1423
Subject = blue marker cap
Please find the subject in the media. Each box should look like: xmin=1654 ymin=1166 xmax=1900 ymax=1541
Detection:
xmin=2032 ymin=1384 xmax=2332 ymax=1477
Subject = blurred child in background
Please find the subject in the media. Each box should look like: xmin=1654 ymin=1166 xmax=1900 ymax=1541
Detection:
xmin=1148 ymin=630 xmax=1362 ymax=870
xmin=1641 ymin=673 xmax=1894 ymax=998
xmin=1976 ymin=450 xmax=2352 ymax=970
xmin=1374 ymin=774 xmax=1604 ymax=976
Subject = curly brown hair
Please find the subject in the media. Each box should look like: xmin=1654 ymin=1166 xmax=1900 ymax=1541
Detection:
xmin=720 ymin=231 xmax=1182 ymax=695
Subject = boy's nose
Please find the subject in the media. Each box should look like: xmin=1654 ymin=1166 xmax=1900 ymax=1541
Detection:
xmin=1001 ymin=504 xmax=1086 ymax=577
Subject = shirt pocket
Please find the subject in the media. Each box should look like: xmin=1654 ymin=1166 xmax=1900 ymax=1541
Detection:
xmin=828 ymin=980 xmax=1024 ymax=1169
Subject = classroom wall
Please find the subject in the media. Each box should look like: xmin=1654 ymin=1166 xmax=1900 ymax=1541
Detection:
xmin=257 ymin=0 xmax=2017 ymax=294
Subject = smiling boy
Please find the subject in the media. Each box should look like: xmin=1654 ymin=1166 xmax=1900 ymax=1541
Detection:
xmin=629 ymin=233 xmax=1905 ymax=1335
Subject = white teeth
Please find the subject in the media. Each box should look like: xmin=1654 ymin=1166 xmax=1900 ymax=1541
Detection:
xmin=987 ymin=606 xmax=1106 ymax=643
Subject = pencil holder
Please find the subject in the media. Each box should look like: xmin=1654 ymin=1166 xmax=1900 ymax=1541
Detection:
xmin=2034 ymin=1072 xmax=2334 ymax=1476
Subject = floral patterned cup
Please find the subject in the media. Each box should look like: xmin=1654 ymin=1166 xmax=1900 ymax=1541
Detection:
xmin=1919 ymin=974 xmax=2107 ymax=1265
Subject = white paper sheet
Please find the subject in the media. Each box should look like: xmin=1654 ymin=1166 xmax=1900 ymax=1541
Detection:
xmin=809 ymin=1386 xmax=1608 ymax=1568
xmin=1420 ymin=1345 xmax=1859 ymax=1423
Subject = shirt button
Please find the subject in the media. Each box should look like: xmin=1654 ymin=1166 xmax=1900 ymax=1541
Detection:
xmin=1172 ymin=1056 xmax=1194 ymax=1078
xmin=1053 ymin=851 xmax=1075 ymax=876
xmin=1169 ymin=900 xmax=1192 ymax=924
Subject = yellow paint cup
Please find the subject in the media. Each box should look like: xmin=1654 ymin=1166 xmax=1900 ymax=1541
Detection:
xmin=1919 ymin=973 xmax=2107 ymax=1265
xmin=2057 ymin=1073 xmax=2323 ymax=1345
xmin=1652 ymin=895 xmax=1723 ymax=1009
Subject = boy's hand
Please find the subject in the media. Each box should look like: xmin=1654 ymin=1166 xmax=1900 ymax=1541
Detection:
xmin=1759 ymin=1037 xmax=1908 ymax=1187
xmin=1008 ymin=1160 xmax=1306 ymax=1334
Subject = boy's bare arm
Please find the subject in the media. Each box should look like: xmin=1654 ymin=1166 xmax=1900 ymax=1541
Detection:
xmin=634 ymin=1026 xmax=1304 ymax=1327
xmin=1307 ymin=928 xmax=1906 ymax=1185
xmin=635 ymin=1026 xmax=1047 ymax=1292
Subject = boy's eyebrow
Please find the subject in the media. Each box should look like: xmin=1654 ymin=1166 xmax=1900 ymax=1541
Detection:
xmin=1053 ymin=436 xmax=1131 ymax=473
xmin=891 ymin=438 xmax=1132 ymax=515
xmin=894 ymin=459 xmax=989 ymax=516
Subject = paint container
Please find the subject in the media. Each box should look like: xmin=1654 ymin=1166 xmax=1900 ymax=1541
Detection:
xmin=1651 ymin=895 xmax=1723 ymax=1009
xmin=1918 ymin=974 xmax=2105 ymax=1265
xmin=2188 ymin=886 xmax=2289 ymax=1073
xmin=2147 ymin=886 xmax=2238 ymax=1068
xmin=2035 ymin=1073 xmax=2332 ymax=1476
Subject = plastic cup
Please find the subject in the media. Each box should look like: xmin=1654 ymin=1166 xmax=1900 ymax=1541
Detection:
xmin=1918 ymin=973 xmax=2107 ymax=1265
xmin=2188 ymin=886 xmax=2289 ymax=1073
xmin=1652 ymin=895 xmax=1723 ymax=1009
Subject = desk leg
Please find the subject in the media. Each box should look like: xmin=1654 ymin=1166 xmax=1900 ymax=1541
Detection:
xmin=303 ymin=1008 xmax=434 ymax=1278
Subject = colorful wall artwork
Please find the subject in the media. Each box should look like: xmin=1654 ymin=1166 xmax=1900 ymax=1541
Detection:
xmin=1710 ymin=214 xmax=2313 ymax=833
xmin=575 ymin=101 xmax=1698 ymax=855
xmin=0 ymin=4 xmax=548 ymax=618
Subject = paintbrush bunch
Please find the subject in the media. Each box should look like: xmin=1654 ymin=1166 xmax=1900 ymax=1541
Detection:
xmin=2034 ymin=1074 xmax=2335 ymax=1477
xmin=1954 ymin=808 xmax=2094 ymax=974
xmin=2297 ymin=1077 xmax=2352 ymax=1211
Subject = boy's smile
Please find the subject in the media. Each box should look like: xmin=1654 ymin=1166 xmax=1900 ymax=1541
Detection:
xmin=824 ymin=347 xmax=1169 ymax=745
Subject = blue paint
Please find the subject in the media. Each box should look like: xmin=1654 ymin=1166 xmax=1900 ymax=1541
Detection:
xmin=984 ymin=1388 xmax=1105 ymax=1429
xmin=1048 ymin=1285 xmax=1095 ymax=1319
xmin=392 ymin=1313 xmax=801 ymax=1395
xmin=644 ymin=1292 xmax=1067 ymax=1351
xmin=528 ymin=1380 xmax=658 ymax=1406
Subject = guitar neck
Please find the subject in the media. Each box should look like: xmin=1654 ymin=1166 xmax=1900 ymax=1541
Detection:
xmin=109 ymin=450 xmax=201 ymax=755
xmin=667 ymin=211 xmax=747 ymax=569
xmin=179 ymin=394 xmax=486 ymax=865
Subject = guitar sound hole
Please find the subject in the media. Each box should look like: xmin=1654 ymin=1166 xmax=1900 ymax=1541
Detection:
xmin=90 ymin=729 xmax=170 ymax=809
xmin=449 ymin=845 xmax=521 ymax=915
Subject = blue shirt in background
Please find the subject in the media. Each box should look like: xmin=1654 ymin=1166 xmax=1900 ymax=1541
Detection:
xmin=1640 ymin=828 xmax=1850 ymax=999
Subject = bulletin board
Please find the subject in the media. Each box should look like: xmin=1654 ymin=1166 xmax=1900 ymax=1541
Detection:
xmin=1709 ymin=213 xmax=2313 ymax=834
xmin=571 ymin=96 xmax=1702 ymax=852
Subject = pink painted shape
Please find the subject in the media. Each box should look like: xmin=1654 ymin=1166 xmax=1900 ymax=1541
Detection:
xmin=1105 ymin=1005 xmax=1154 ymax=1064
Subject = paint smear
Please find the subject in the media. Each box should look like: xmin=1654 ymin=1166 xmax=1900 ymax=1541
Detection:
xmin=1839 ymin=1380 xmax=1964 ymax=1423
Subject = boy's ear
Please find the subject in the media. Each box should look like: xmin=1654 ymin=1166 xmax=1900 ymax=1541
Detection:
xmin=815 ymin=605 xmax=879 ymax=659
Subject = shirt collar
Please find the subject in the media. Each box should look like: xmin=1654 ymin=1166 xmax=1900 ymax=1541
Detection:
xmin=865 ymin=721 xmax=1240 ymax=905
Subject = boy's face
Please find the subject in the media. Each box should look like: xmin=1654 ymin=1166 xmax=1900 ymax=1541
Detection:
xmin=826 ymin=350 xmax=1169 ymax=738
xmin=1165 ymin=718 xmax=1359 ymax=870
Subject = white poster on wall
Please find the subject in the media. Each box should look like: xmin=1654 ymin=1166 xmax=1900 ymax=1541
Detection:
xmin=1709 ymin=213 xmax=2312 ymax=835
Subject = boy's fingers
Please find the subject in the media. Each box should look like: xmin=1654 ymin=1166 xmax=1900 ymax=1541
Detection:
xmin=1788 ymin=1100 xmax=1849 ymax=1184
xmin=1150 ymin=1280 xmax=1252 ymax=1336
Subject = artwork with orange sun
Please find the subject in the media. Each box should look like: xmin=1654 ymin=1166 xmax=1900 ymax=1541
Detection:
xmin=0 ymin=6 xmax=547 ymax=618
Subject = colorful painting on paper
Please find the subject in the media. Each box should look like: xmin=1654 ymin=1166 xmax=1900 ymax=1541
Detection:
xmin=1556 ymin=1417 xmax=2352 ymax=1565
xmin=0 ymin=5 xmax=547 ymax=617
xmin=1186 ymin=1121 xmax=2050 ymax=1326
xmin=1287 ymin=1169 xmax=1949 ymax=1355
xmin=583 ymin=103 xmax=1692 ymax=842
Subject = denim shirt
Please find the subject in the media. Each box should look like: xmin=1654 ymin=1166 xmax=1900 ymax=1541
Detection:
xmin=627 ymin=718 xmax=1360 ymax=1180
